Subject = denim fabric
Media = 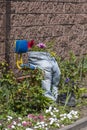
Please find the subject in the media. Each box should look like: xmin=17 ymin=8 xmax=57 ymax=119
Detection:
xmin=28 ymin=51 xmax=61 ymax=101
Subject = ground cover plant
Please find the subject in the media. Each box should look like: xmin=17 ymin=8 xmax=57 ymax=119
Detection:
xmin=0 ymin=42 xmax=87 ymax=130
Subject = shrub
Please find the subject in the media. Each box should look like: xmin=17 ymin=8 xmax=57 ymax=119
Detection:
xmin=0 ymin=63 xmax=53 ymax=115
xmin=56 ymin=52 xmax=87 ymax=99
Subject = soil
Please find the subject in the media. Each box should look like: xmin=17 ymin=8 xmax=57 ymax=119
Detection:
xmin=79 ymin=105 xmax=87 ymax=118
xmin=78 ymin=76 xmax=87 ymax=118
xmin=75 ymin=98 xmax=87 ymax=120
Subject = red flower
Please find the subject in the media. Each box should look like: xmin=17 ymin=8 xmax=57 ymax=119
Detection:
xmin=28 ymin=40 xmax=34 ymax=49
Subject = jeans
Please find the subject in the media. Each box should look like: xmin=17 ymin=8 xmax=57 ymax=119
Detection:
xmin=28 ymin=51 xmax=61 ymax=101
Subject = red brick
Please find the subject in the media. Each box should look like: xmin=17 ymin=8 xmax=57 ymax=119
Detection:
xmin=69 ymin=33 xmax=79 ymax=43
xmin=11 ymin=1 xmax=43 ymax=13
xmin=35 ymin=14 xmax=48 ymax=25
xmin=65 ymin=3 xmax=85 ymax=14
xmin=83 ymin=3 xmax=87 ymax=13
xmin=0 ymin=42 xmax=5 ymax=54
xmin=52 ymin=25 xmax=64 ymax=37
xmin=0 ymin=2 xmax=6 ymax=14
xmin=75 ymin=14 xmax=87 ymax=24
xmin=53 ymin=3 xmax=65 ymax=13
xmin=47 ymin=14 xmax=76 ymax=24
xmin=83 ymin=24 xmax=87 ymax=35
xmin=10 ymin=26 xmax=54 ymax=39
xmin=64 ymin=24 xmax=84 ymax=36
xmin=42 ymin=2 xmax=54 ymax=13
xmin=0 ymin=15 xmax=4 ymax=27
xmin=10 ymin=14 xmax=36 ymax=26
xmin=0 ymin=55 xmax=5 ymax=62
xmin=0 ymin=27 xmax=5 ymax=41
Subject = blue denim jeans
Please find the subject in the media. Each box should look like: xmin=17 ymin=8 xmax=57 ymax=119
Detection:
xmin=28 ymin=51 xmax=61 ymax=101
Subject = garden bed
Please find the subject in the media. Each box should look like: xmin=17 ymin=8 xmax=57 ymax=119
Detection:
xmin=0 ymin=52 xmax=87 ymax=130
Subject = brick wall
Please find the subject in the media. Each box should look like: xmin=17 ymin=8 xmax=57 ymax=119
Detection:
xmin=0 ymin=1 xmax=6 ymax=62
xmin=0 ymin=0 xmax=87 ymax=70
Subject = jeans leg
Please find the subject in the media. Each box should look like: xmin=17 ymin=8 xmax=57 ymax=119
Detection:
xmin=41 ymin=70 xmax=56 ymax=101
xmin=51 ymin=57 xmax=61 ymax=100
xmin=52 ymin=86 xmax=58 ymax=100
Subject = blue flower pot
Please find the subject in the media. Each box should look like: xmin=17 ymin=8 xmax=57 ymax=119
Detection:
xmin=15 ymin=40 xmax=28 ymax=53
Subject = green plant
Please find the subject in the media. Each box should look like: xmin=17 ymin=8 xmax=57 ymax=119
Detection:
xmin=0 ymin=62 xmax=17 ymax=111
xmin=56 ymin=52 xmax=87 ymax=102
xmin=0 ymin=63 xmax=53 ymax=115
xmin=11 ymin=80 xmax=53 ymax=114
